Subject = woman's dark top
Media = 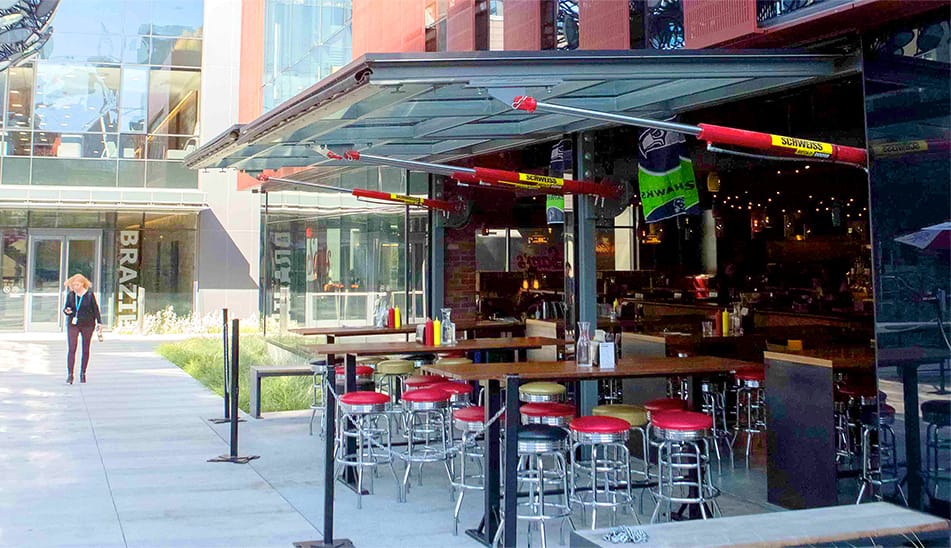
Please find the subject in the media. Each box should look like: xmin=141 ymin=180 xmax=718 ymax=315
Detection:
xmin=63 ymin=290 xmax=102 ymax=327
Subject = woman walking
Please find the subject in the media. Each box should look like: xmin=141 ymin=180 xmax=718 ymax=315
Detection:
xmin=63 ymin=274 xmax=102 ymax=384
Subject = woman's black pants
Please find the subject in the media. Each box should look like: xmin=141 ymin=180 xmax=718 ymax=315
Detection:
xmin=67 ymin=324 xmax=95 ymax=376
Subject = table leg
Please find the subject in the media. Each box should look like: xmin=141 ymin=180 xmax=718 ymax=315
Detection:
xmin=902 ymin=365 xmax=923 ymax=509
xmin=467 ymin=379 xmax=501 ymax=546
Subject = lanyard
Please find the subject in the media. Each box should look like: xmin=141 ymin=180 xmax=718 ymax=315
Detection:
xmin=75 ymin=293 xmax=84 ymax=313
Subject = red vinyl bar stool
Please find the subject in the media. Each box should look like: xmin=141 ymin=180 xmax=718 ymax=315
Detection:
xmin=398 ymin=387 xmax=452 ymax=502
xmin=834 ymin=380 xmax=878 ymax=466
xmin=493 ymin=424 xmax=573 ymax=548
xmin=650 ymin=410 xmax=721 ymax=523
xmin=734 ymin=367 xmax=766 ymax=468
xmin=857 ymin=403 xmax=907 ymax=504
xmin=449 ymin=406 xmax=486 ymax=535
xmin=520 ymin=402 xmax=576 ymax=428
xmin=569 ymin=416 xmax=636 ymax=529
xmin=402 ymin=374 xmax=446 ymax=392
xmin=335 ymin=390 xmax=399 ymax=509
xmin=429 ymin=381 xmax=474 ymax=408
xmin=335 ymin=365 xmax=375 ymax=388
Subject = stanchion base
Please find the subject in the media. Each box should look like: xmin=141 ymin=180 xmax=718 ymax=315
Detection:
xmin=293 ymin=539 xmax=354 ymax=548
xmin=207 ymin=455 xmax=260 ymax=464
xmin=208 ymin=418 xmax=246 ymax=424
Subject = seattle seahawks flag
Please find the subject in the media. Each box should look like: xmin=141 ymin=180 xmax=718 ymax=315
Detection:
xmin=637 ymin=126 xmax=700 ymax=223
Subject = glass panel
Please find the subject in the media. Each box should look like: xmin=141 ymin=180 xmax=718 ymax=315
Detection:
xmin=147 ymin=69 xmax=200 ymax=135
xmin=31 ymin=238 xmax=61 ymax=292
xmin=139 ymin=229 xmax=195 ymax=315
xmin=1 ymin=157 xmax=30 ymax=183
xmin=6 ymin=63 xmax=34 ymax=129
xmin=147 ymin=135 xmax=198 ymax=160
xmin=151 ymin=0 xmax=204 ymax=38
xmin=2 ymin=131 xmax=32 ymax=156
xmin=120 ymin=67 xmax=149 ymax=133
xmin=143 ymin=213 xmax=197 ymax=230
xmin=66 ymin=239 xmax=97 ymax=282
xmin=119 ymin=134 xmax=146 ymax=158
xmin=120 ymin=0 xmax=153 ymax=36
xmin=145 ymin=160 xmax=197 ymax=188
xmin=0 ymin=229 xmax=27 ymax=331
xmin=33 ymin=133 xmax=118 ymax=159
xmin=149 ymin=38 xmax=202 ymax=67
xmin=0 ymin=211 xmax=27 ymax=227
xmin=31 ymin=158 xmax=117 ymax=186
xmin=40 ymin=33 xmax=123 ymax=64
xmin=121 ymin=35 xmax=151 ymax=64
xmin=118 ymin=159 xmax=146 ymax=186
xmin=33 ymin=64 xmax=120 ymax=133
xmin=864 ymin=16 xmax=951 ymax=515
xmin=48 ymin=0 xmax=124 ymax=35
xmin=29 ymin=212 xmax=112 ymax=228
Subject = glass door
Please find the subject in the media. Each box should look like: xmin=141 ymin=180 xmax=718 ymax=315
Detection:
xmin=26 ymin=230 xmax=101 ymax=331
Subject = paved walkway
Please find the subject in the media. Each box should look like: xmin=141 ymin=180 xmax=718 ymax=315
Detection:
xmin=0 ymin=335 xmax=319 ymax=548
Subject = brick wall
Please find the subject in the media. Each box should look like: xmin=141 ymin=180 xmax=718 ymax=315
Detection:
xmin=444 ymin=224 xmax=478 ymax=322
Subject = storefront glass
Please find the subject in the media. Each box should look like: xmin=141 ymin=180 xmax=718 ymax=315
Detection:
xmin=863 ymin=12 xmax=951 ymax=515
xmin=0 ymin=210 xmax=197 ymax=331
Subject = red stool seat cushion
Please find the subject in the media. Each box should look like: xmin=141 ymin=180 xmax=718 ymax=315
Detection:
xmin=335 ymin=365 xmax=374 ymax=377
xmin=644 ymin=398 xmax=686 ymax=413
xmin=735 ymin=368 xmax=765 ymax=382
xmin=339 ymin=391 xmax=389 ymax=405
xmin=652 ymin=410 xmax=713 ymax=431
xmin=881 ymin=403 xmax=896 ymax=416
xmin=520 ymin=402 xmax=575 ymax=418
xmin=429 ymin=381 xmax=474 ymax=395
xmin=453 ymin=406 xmax=485 ymax=423
xmin=402 ymin=387 xmax=451 ymax=403
xmin=569 ymin=415 xmax=630 ymax=434
xmin=404 ymin=374 xmax=444 ymax=387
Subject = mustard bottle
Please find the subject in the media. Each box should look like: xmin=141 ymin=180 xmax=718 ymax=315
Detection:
xmin=433 ymin=318 xmax=442 ymax=346
xmin=721 ymin=309 xmax=730 ymax=336
xmin=394 ymin=307 xmax=401 ymax=328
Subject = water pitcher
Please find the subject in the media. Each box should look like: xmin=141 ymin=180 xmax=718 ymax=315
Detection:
xmin=576 ymin=321 xmax=592 ymax=366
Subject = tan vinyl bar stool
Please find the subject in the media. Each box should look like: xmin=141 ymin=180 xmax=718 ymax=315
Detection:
xmin=519 ymin=381 xmax=567 ymax=403
xmin=592 ymin=404 xmax=652 ymax=482
xmin=435 ymin=357 xmax=473 ymax=366
xmin=358 ymin=356 xmax=386 ymax=366
xmin=375 ymin=359 xmax=415 ymax=402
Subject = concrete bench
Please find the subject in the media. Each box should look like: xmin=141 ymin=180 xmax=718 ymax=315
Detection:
xmin=569 ymin=502 xmax=948 ymax=547
xmin=249 ymin=364 xmax=315 ymax=419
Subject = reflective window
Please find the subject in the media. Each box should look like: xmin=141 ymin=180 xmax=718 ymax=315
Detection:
xmin=149 ymin=38 xmax=202 ymax=67
xmin=49 ymin=0 xmax=124 ymax=35
xmin=119 ymin=67 xmax=149 ymax=133
xmin=6 ymin=64 xmax=34 ymax=129
xmin=121 ymin=36 xmax=152 ymax=65
xmin=31 ymin=158 xmax=117 ymax=186
xmin=40 ymin=33 xmax=123 ymax=64
xmin=0 ymin=228 xmax=28 ymax=330
xmin=147 ymin=69 xmax=200 ymax=135
xmin=33 ymin=133 xmax=118 ymax=159
xmin=145 ymin=160 xmax=197 ymax=188
xmin=151 ymin=0 xmax=204 ymax=38
xmin=147 ymin=135 xmax=198 ymax=161
xmin=33 ymin=64 xmax=120 ymax=133
xmin=3 ymin=131 xmax=32 ymax=156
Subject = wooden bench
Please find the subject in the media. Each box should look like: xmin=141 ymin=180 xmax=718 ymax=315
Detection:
xmin=569 ymin=502 xmax=949 ymax=547
xmin=249 ymin=364 xmax=315 ymax=419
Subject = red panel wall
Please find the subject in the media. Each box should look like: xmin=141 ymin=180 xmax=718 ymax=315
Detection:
xmin=579 ymin=0 xmax=630 ymax=50
xmin=447 ymin=0 xmax=476 ymax=51
xmin=683 ymin=0 xmax=758 ymax=49
xmin=353 ymin=0 xmax=426 ymax=57
xmin=504 ymin=0 xmax=542 ymax=51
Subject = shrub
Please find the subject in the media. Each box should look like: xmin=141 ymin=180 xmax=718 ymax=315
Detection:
xmin=157 ymin=335 xmax=312 ymax=413
xmin=116 ymin=307 xmax=261 ymax=336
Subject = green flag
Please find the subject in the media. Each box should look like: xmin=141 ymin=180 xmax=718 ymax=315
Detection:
xmin=637 ymin=127 xmax=700 ymax=223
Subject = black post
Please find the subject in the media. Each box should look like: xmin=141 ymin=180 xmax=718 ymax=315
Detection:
xmin=502 ymin=375 xmax=520 ymax=548
xmin=208 ymin=318 xmax=259 ymax=465
xmin=223 ymin=308 xmax=230 ymax=419
xmin=230 ymin=318 xmax=240 ymax=458
xmin=324 ymin=363 xmax=336 ymax=544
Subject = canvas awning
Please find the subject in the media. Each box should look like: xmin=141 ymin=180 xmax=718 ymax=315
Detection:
xmin=185 ymin=49 xmax=860 ymax=183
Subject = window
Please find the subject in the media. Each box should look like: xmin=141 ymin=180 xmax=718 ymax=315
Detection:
xmin=147 ymin=69 xmax=200 ymax=135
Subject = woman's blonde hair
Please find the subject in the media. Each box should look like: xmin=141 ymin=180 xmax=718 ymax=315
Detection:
xmin=65 ymin=273 xmax=92 ymax=289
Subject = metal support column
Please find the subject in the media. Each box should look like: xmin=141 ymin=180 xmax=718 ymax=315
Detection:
xmin=574 ymin=132 xmax=599 ymax=416
xmin=429 ymin=174 xmax=445 ymax=317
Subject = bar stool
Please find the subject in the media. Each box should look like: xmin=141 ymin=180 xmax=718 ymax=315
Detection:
xmin=398 ymin=387 xmax=453 ymax=501
xmin=699 ymin=376 xmax=733 ymax=469
xmin=450 ymin=405 xmax=486 ymax=535
xmin=403 ymin=374 xmax=446 ymax=392
xmin=375 ymin=359 xmax=415 ymax=402
xmin=857 ymin=403 xmax=906 ymax=504
xmin=358 ymin=356 xmax=385 ymax=366
xmin=650 ymin=410 xmax=721 ymax=523
xmin=836 ymin=381 xmax=878 ymax=466
xmin=435 ymin=357 xmax=473 ymax=366
xmin=493 ymin=424 xmax=573 ymax=548
xmin=734 ymin=367 xmax=766 ymax=468
xmin=335 ymin=365 xmax=375 ymax=389
xmin=592 ymin=404 xmax=651 ymax=483
xmin=521 ymin=402 xmax=575 ymax=427
xmin=429 ymin=381 xmax=474 ymax=408
xmin=569 ymin=416 xmax=635 ymax=529
xmin=644 ymin=397 xmax=687 ymax=436
xmin=922 ymin=399 xmax=951 ymax=500
xmin=666 ymin=376 xmax=689 ymax=401
xmin=335 ymin=390 xmax=399 ymax=509
xmin=519 ymin=381 xmax=567 ymax=403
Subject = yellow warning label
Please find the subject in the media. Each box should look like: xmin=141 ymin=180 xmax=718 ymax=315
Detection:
xmin=871 ymin=140 xmax=928 ymax=156
xmin=518 ymin=173 xmax=564 ymax=188
xmin=389 ymin=194 xmax=424 ymax=206
xmin=770 ymin=135 xmax=833 ymax=158
xmin=493 ymin=179 xmax=543 ymax=190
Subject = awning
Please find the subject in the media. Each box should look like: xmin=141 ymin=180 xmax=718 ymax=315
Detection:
xmin=185 ymin=49 xmax=860 ymax=182
xmin=0 ymin=185 xmax=208 ymax=212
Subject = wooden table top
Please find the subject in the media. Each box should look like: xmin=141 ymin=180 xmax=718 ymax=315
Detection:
xmin=765 ymin=345 xmax=948 ymax=369
xmin=423 ymin=355 xmax=758 ymax=381
xmin=289 ymin=319 xmax=522 ymax=337
xmin=304 ymin=336 xmax=569 ymax=357
xmin=569 ymin=502 xmax=948 ymax=548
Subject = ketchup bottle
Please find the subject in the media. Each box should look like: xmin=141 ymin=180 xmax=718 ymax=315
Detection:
xmin=387 ymin=307 xmax=396 ymax=329
xmin=424 ymin=318 xmax=434 ymax=346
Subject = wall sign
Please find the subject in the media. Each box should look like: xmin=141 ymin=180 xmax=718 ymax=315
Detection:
xmin=116 ymin=230 xmax=140 ymax=323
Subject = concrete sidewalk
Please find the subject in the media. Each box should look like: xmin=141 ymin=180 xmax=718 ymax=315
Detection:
xmin=0 ymin=336 xmax=319 ymax=548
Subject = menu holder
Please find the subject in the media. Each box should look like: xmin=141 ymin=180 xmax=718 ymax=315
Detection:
xmin=590 ymin=341 xmax=616 ymax=369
